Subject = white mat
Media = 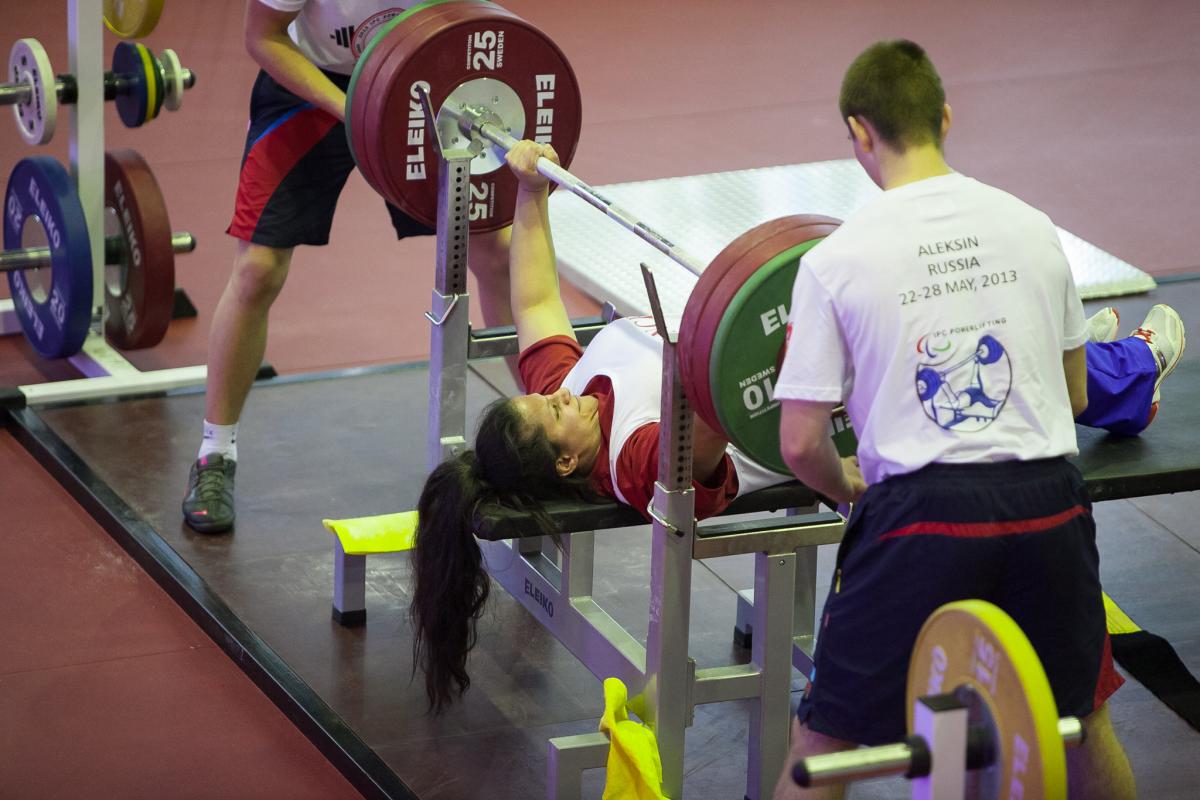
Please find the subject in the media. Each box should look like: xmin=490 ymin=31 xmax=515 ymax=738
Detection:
xmin=549 ymin=159 xmax=1156 ymax=318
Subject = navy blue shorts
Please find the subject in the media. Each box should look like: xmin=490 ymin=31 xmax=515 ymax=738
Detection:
xmin=797 ymin=457 xmax=1123 ymax=745
xmin=227 ymin=69 xmax=434 ymax=248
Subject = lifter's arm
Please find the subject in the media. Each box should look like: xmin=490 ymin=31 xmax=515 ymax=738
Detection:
xmin=779 ymin=399 xmax=866 ymax=505
xmin=507 ymin=142 xmax=576 ymax=351
xmin=1064 ymin=344 xmax=1089 ymax=418
xmin=244 ymin=0 xmax=346 ymax=120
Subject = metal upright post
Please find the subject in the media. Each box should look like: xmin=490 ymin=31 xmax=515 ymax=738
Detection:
xmin=746 ymin=549 xmax=797 ymax=798
xmin=418 ymin=87 xmax=476 ymax=470
xmin=68 ymin=0 xmax=104 ymax=313
xmin=641 ymin=266 xmax=697 ymax=798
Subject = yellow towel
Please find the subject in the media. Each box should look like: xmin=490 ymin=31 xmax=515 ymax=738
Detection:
xmin=599 ymin=678 xmax=666 ymax=800
xmin=322 ymin=511 xmax=419 ymax=555
xmin=1103 ymin=591 xmax=1141 ymax=635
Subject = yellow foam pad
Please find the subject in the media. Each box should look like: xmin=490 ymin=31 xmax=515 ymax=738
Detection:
xmin=323 ymin=511 xmax=418 ymax=555
xmin=1103 ymin=591 xmax=1142 ymax=635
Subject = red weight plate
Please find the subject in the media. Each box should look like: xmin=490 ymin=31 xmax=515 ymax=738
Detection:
xmin=103 ymin=149 xmax=175 ymax=349
xmin=353 ymin=3 xmax=492 ymax=204
xmin=679 ymin=216 xmax=825 ymax=426
xmin=679 ymin=215 xmax=841 ymax=433
xmin=353 ymin=1 xmax=583 ymax=232
xmin=359 ymin=2 xmax=562 ymax=229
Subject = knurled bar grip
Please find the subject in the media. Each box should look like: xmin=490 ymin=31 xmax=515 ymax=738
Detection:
xmin=451 ymin=104 xmax=709 ymax=277
xmin=0 ymin=232 xmax=195 ymax=272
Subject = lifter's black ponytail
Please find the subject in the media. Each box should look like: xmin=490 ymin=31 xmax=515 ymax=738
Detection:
xmin=410 ymin=397 xmax=597 ymax=713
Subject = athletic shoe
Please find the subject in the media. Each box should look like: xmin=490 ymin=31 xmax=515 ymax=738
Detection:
xmin=182 ymin=454 xmax=236 ymax=533
xmin=1130 ymin=304 xmax=1186 ymax=425
xmin=1086 ymin=306 xmax=1120 ymax=343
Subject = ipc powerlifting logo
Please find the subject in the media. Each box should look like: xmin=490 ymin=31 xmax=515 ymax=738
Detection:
xmin=346 ymin=9 xmax=405 ymax=56
xmin=914 ymin=333 xmax=1012 ymax=431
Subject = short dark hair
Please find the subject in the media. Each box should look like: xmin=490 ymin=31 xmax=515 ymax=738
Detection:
xmin=839 ymin=39 xmax=946 ymax=151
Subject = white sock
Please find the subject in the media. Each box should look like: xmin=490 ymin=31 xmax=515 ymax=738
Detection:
xmin=198 ymin=420 xmax=238 ymax=462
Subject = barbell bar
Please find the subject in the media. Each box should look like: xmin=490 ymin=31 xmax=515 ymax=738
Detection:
xmin=794 ymin=716 xmax=1084 ymax=788
xmin=346 ymin=0 xmax=840 ymax=473
xmin=0 ymin=232 xmax=194 ymax=273
xmin=0 ymin=60 xmax=195 ymax=108
xmin=441 ymin=98 xmax=710 ymax=277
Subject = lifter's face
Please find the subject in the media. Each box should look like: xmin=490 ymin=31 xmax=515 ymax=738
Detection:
xmin=512 ymin=385 xmax=602 ymax=477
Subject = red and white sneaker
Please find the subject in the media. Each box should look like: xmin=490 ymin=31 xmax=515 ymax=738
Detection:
xmin=1086 ymin=307 xmax=1120 ymax=343
xmin=1130 ymin=304 xmax=1186 ymax=425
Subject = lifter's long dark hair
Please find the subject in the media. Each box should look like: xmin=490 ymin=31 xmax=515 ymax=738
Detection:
xmin=410 ymin=397 xmax=596 ymax=713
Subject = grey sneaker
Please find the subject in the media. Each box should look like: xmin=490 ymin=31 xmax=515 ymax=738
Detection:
xmin=1130 ymin=304 xmax=1186 ymax=425
xmin=1086 ymin=306 xmax=1120 ymax=343
xmin=182 ymin=454 xmax=236 ymax=533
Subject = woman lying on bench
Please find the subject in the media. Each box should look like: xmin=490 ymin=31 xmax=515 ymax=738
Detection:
xmin=410 ymin=141 xmax=806 ymax=712
xmin=409 ymin=140 xmax=1184 ymax=713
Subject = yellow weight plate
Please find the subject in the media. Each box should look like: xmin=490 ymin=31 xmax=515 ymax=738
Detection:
xmin=103 ymin=0 xmax=165 ymax=40
xmin=134 ymin=43 xmax=162 ymax=123
xmin=907 ymin=600 xmax=1067 ymax=799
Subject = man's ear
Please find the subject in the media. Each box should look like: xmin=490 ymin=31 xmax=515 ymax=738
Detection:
xmin=847 ymin=116 xmax=873 ymax=153
xmin=555 ymin=452 xmax=578 ymax=478
xmin=940 ymin=103 xmax=952 ymax=141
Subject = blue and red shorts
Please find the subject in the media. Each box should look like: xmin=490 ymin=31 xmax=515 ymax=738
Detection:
xmin=227 ymin=69 xmax=434 ymax=247
xmin=797 ymin=457 xmax=1123 ymax=745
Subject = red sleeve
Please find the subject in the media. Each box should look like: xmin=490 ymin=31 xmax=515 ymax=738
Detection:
xmin=615 ymin=423 xmax=740 ymax=521
xmin=517 ymin=335 xmax=583 ymax=394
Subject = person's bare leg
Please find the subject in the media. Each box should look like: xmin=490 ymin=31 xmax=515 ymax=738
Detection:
xmin=470 ymin=224 xmax=513 ymax=327
xmin=774 ymin=717 xmax=856 ymax=800
xmin=1067 ymin=702 xmax=1136 ymax=799
xmin=468 ymin=225 xmax=518 ymax=376
xmin=205 ymin=241 xmax=293 ymax=425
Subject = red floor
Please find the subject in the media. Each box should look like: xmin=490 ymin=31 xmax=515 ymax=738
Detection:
xmin=0 ymin=431 xmax=362 ymax=800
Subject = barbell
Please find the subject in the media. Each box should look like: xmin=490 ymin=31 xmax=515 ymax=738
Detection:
xmin=5 ymin=38 xmax=194 ymax=146
xmin=345 ymin=0 xmax=850 ymax=472
xmin=4 ymin=150 xmax=191 ymax=357
xmin=794 ymin=601 xmax=1084 ymax=798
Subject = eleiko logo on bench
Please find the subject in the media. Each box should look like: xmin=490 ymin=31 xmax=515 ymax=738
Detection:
xmin=524 ymin=578 xmax=555 ymax=618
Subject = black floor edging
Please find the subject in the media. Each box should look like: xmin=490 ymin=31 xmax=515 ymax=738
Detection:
xmin=4 ymin=406 xmax=419 ymax=800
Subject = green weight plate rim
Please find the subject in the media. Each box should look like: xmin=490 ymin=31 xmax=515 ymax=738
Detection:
xmin=709 ymin=237 xmax=825 ymax=473
xmin=344 ymin=0 xmax=468 ymax=162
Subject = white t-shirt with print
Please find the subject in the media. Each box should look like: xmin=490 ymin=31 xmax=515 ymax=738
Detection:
xmin=563 ymin=317 xmax=793 ymax=501
xmin=774 ymin=171 xmax=1088 ymax=485
xmin=258 ymin=0 xmax=418 ymax=75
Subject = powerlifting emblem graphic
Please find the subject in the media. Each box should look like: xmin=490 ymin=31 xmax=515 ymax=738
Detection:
xmin=351 ymin=9 xmax=404 ymax=56
xmin=914 ymin=334 xmax=1012 ymax=431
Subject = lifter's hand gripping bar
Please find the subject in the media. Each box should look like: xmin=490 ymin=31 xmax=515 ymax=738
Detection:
xmin=442 ymin=101 xmax=710 ymax=278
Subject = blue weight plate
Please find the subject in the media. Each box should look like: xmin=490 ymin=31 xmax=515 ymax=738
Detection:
xmin=111 ymin=41 xmax=150 ymax=128
xmin=4 ymin=157 xmax=93 ymax=358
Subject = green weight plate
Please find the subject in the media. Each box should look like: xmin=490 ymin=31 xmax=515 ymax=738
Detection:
xmin=349 ymin=2 xmax=489 ymax=204
xmin=345 ymin=0 xmax=472 ymax=194
xmin=709 ymin=239 xmax=825 ymax=473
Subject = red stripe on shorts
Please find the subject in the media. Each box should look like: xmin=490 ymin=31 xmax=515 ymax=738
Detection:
xmin=877 ymin=504 xmax=1089 ymax=542
xmin=1095 ymin=632 xmax=1125 ymax=708
xmin=227 ymin=107 xmax=338 ymax=240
